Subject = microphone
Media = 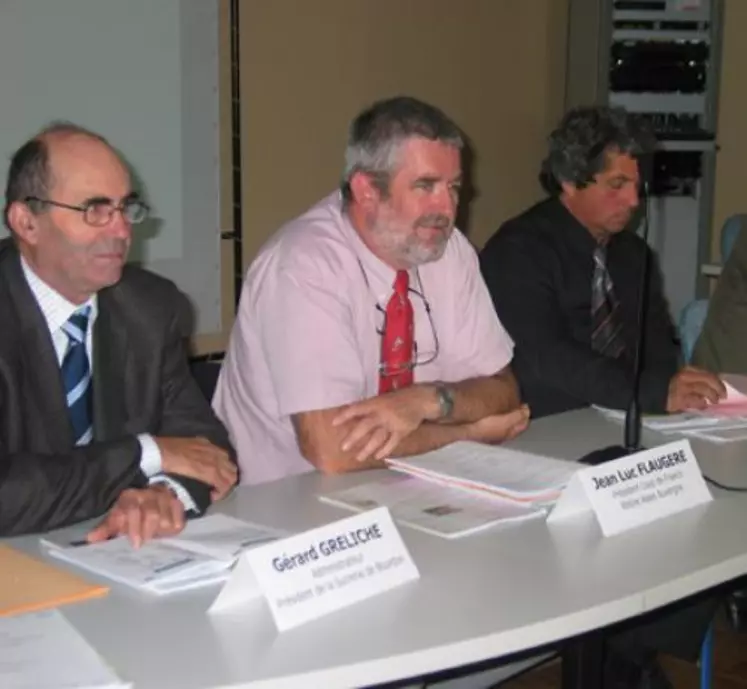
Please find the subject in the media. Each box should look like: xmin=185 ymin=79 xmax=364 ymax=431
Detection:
xmin=578 ymin=179 xmax=651 ymax=466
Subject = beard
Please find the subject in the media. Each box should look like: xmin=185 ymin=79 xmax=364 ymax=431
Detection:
xmin=370 ymin=210 xmax=453 ymax=267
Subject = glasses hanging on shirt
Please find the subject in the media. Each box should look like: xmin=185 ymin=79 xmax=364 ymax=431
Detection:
xmin=356 ymin=259 xmax=440 ymax=375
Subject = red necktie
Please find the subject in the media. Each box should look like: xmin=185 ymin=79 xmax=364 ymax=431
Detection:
xmin=379 ymin=270 xmax=414 ymax=393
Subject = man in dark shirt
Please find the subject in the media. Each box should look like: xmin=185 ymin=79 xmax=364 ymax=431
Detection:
xmin=480 ymin=106 xmax=724 ymax=420
xmin=480 ymin=106 xmax=724 ymax=688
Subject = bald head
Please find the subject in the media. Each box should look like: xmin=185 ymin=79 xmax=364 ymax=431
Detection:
xmin=4 ymin=122 xmax=115 ymax=230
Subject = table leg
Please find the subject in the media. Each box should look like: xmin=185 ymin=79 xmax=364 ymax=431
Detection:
xmin=561 ymin=632 xmax=604 ymax=689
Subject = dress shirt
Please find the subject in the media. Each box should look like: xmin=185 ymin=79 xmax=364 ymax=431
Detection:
xmin=214 ymin=191 xmax=514 ymax=484
xmin=480 ymin=197 xmax=679 ymax=418
xmin=20 ymin=258 xmax=196 ymax=511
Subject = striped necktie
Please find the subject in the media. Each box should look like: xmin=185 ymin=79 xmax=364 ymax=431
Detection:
xmin=591 ymin=246 xmax=626 ymax=359
xmin=61 ymin=306 xmax=93 ymax=445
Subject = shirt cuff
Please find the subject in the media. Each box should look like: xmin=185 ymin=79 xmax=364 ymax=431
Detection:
xmin=149 ymin=475 xmax=199 ymax=514
xmin=137 ymin=433 xmax=162 ymax=477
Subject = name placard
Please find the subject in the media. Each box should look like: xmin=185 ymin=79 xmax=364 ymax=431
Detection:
xmin=209 ymin=507 xmax=419 ymax=630
xmin=547 ymin=439 xmax=712 ymax=536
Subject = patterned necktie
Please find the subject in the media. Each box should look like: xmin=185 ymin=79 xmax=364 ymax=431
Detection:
xmin=591 ymin=246 xmax=626 ymax=359
xmin=61 ymin=306 xmax=93 ymax=445
xmin=379 ymin=270 xmax=414 ymax=393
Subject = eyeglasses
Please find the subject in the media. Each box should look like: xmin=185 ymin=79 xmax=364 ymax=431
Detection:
xmin=375 ymin=286 xmax=440 ymax=376
xmin=25 ymin=195 xmax=150 ymax=227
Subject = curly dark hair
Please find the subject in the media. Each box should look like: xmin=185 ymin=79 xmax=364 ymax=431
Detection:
xmin=539 ymin=106 xmax=655 ymax=195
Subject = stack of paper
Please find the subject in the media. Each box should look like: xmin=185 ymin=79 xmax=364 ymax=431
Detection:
xmin=320 ymin=474 xmax=544 ymax=539
xmin=387 ymin=442 xmax=577 ymax=504
xmin=41 ymin=514 xmax=285 ymax=595
xmin=320 ymin=442 xmax=578 ymax=538
xmin=0 ymin=609 xmax=128 ymax=688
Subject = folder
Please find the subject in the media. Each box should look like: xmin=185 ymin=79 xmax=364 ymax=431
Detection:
xmin=0 ymin=544 xmax=108 ymax=617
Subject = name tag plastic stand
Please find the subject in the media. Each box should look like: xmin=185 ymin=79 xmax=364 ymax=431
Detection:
xmin=209 ymin=506 xmax=419 ymax=631
xmin=547 ymin=439 xmax=712 ymax=536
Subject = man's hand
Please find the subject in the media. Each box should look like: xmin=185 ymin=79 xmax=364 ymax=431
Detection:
xmin=155 ymin=437 xmax=237 ymax=500
xmin=86 ymin=486 xmax=185 ymax=548
xmin=465 ymin=405 xmax=531 ymax=444
xmin=331 ymin=386 xmax=440 ymax=462
xmin=667 ymin=366 xmax=726 ymax=412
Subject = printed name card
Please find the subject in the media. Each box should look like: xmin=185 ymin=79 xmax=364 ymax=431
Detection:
xmin=547 ymin=439 xmax=712 ymax=536
xmin=209 ymin=507 xmax=419 ymax=630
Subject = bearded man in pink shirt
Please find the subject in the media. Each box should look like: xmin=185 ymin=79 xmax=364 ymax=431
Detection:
xmin=214 ymin=96 xmax=529 ymax=484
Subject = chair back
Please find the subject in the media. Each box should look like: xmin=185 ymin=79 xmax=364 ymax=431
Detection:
xmin=678 ymin=299 xmax=710 ymax=363
xmin=189 ymin=360 xmax=222 ymax=402
xmin=720 ymin=214 xmax=746 ymax=262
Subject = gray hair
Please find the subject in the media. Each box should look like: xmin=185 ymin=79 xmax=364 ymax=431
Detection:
xmin=341 ymin=96 xmax=464 ymax=204
xmin=3 ymin=121 xmax=109 ymax=230
xmin=539 ymin=106 xmax=655 ymax=195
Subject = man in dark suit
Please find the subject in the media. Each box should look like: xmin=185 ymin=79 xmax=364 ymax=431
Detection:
xmin=479 ymin=106 xmax=723 ymax=689
xmin=1 ymin=122 xmax=237 ymax=544
xmin=480 ymin=106 xmax=724 ymax=420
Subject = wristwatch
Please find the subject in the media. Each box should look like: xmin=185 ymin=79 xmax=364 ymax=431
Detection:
xmin=434 ymin=384 xmax=455 ymax=420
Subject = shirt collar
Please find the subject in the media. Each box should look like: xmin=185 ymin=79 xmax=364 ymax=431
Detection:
xmin=19 ymin=256 xmax=98 ymax=334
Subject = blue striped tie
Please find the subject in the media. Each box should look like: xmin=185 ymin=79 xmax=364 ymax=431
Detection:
xmin=61 ymin=307 xmax=93 ymax=446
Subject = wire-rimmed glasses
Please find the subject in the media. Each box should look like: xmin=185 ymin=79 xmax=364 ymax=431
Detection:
xmin=25 ymin=195 xmax=150 ymax=227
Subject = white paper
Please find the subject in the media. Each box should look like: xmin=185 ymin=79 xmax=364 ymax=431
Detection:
xmin=0 ymin=609 xmax=128 ymax=689
xmin=46 ymin=538 xmax=232 ymax=595
xmin=386 ymin=441 xmax=577 ymax=503
xmin=40 ymin=515 xmax=286 ymax=595
xmin=320 ymin=474 xmax=545 ymax=538
xmin=686 ymin=426 xmax=747 ymax=444
xmin=593 ymin=405 xmax=722 ymax=431
xmin=163 ymin=514 xmax=285 ymax=561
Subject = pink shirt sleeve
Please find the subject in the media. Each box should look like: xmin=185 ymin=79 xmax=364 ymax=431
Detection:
xmin=258 ymin=265 xmax=367 ymax=417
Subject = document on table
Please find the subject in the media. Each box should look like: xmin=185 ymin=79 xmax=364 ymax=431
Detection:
xmin=593 ymin=405 xmax=725 ymax=431
xmin=320 ymin=473 xmax=545 ymax=538
xmin=594 ymin=374 xmax=747 ymax=443
xmin=41 ymin=514 xmax=284 ymax=595
xmin=162 ymin=513 xmax=286 ymax=561
xmin=386 ymin=441 xmax=578 ymax=504
xmin=0 ymin=545 xmax=108 ymax=617
xmin=0 ymin=609 xmax=128 ymax=688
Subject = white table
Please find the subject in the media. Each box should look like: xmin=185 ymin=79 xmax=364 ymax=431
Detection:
xmin=701 ymin=263 xmax=723 ymax=278
xmin=9 ymin=409 xmax=747 ymax=689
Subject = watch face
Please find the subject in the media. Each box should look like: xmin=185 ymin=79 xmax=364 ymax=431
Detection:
xmin=438 ymin=385 xmax=454 ymax=418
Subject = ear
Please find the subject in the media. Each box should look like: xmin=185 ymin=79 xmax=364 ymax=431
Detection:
xmin=348 ymin=171 xmax=381 ymax=210
xmin=7 ymin=201 xmax=42 ymax=245
xmin=559 ymin=180 xmax=578 ymax=200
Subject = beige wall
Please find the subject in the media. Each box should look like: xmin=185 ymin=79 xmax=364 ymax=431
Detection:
xmin=238 ymin=0 xmax=569 ymax=267
xmin=711 ymin=0 xmax=747 ymax=259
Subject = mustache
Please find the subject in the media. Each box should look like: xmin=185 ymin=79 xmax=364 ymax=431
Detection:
xmin=92 ymin=238 xmax=128 ymax=255
xmin=415 ymin=214 xmax=452 ymax=230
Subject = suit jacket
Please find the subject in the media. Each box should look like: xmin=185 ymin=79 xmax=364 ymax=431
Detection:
xmin=480 ymin=198 xmax=679 ymax=418
xmin=0 ymin=238 xmax=234 ymax=536
xmin=692 ymin=226 xmax=747 ymax=374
